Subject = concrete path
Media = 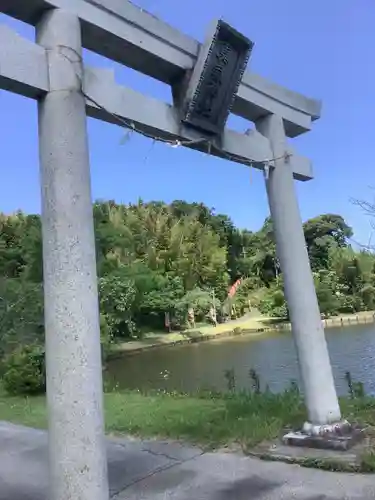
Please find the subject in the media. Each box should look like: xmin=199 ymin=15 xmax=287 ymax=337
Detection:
xmin=1 ymin=422 xmax=375 ymax=499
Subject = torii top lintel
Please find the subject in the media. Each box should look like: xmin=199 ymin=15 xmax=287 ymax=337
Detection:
xmin=2 ymin=0 xmax=321 ymax=138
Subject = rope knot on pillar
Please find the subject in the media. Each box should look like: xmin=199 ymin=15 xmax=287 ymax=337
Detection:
xmin=37 ymin=11 xmax=83 ymax=94
xmin=263 ymin=160 xmax=270 ymax=180
xmin=284 ymin=151 xmax=292 ymax=163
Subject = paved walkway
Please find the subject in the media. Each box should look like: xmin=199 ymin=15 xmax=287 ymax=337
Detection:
xmin=1 ymin=421 xmax=375 ymax=499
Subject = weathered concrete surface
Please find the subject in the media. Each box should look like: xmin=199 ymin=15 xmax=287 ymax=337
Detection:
xmin=37 ymin=8 xmax=109 ymax=500
xmin=256 ymin=113 xmax=340 ymax=427
xmin=1 ymin=422 xmax=375 ymax=499
xmin=250 ymin=440 xmax=372 ymax=469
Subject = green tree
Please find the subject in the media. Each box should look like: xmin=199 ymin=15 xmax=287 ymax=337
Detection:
xmin=303 ymin=214 xmax=353 ymax=270
xmin=98 ymin=271 xmax=137 ymax=339
xmin=0 ymin=278 xmax=44 ymax=356
xmin=0 ymin=202 xmax=369 ymax=352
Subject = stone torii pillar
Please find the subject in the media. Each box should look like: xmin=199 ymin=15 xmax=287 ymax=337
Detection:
xmin=256 ymin=114 xmax=342 ymax=429
xmin=37 ymin=9 xmax=109 ymax=500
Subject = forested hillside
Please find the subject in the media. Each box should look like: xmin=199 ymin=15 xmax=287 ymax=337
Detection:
xmin=0 ymin=199 xmax=374 ymax=353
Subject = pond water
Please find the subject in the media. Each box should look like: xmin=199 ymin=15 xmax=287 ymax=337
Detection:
xmin=106 ymin=324 xmax=375 ymax=396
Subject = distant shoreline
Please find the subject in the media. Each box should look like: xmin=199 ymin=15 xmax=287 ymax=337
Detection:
xmin=108 ymin=310 xmax=375 ymax=358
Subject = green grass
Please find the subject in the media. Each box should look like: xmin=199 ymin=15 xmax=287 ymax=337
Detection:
xmin=0 ymin=385 xmax=305 ymax=449
xmin=0 ymin=386 xmax=46 ymax=429
xmin=104 ymin=388 xmax=307 ymax=449
xmin=1 ymin=385 xmax=375 ymax=469
xmin=361 ymin=451 xmax=375 ymax=472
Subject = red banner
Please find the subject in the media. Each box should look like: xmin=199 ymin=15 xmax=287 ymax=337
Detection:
xmin=228 ymin=278 xmax=242 ymax=298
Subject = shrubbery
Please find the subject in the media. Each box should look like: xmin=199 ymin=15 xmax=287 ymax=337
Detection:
xmin=0 ymin=314 xmax=117 ymax=395
xmin=100 ymin=313 xmax=114 ymax=363
xmin=1 ymin=344 xmax=46 ymax=395
xmin=258 ymin=286 xmax=289 ymax=319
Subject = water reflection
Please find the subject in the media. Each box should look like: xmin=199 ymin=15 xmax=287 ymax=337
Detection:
xmin=107 ymin=324 xmax=375 ymax=396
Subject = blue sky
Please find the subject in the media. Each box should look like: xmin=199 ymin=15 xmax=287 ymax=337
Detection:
xmin=0 ymin=0 xmax=374 ymax=243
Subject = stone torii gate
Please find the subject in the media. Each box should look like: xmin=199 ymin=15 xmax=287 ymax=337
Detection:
xmin=0 ymin=1 xmax=347 ymax=499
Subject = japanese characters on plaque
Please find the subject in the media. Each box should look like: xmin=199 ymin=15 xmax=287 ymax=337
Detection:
xmin=181 ymin=21 xmax=253 ymax=136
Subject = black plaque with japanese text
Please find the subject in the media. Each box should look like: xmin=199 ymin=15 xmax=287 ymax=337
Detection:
xmin=181 ymin=20 xmax=253 ymax=136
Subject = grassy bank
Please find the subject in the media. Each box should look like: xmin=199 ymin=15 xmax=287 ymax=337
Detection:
xmin=1 ymin=384 xmax=375 ymax=467
xmin=113 ymin=310 xmax=375 ymax=355
xmin=2 ymin=386 xmax=305 ymax=447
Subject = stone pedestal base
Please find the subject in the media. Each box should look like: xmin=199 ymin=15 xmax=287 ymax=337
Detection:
xmin=283 ymin=421 xmax=365 ymax=451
